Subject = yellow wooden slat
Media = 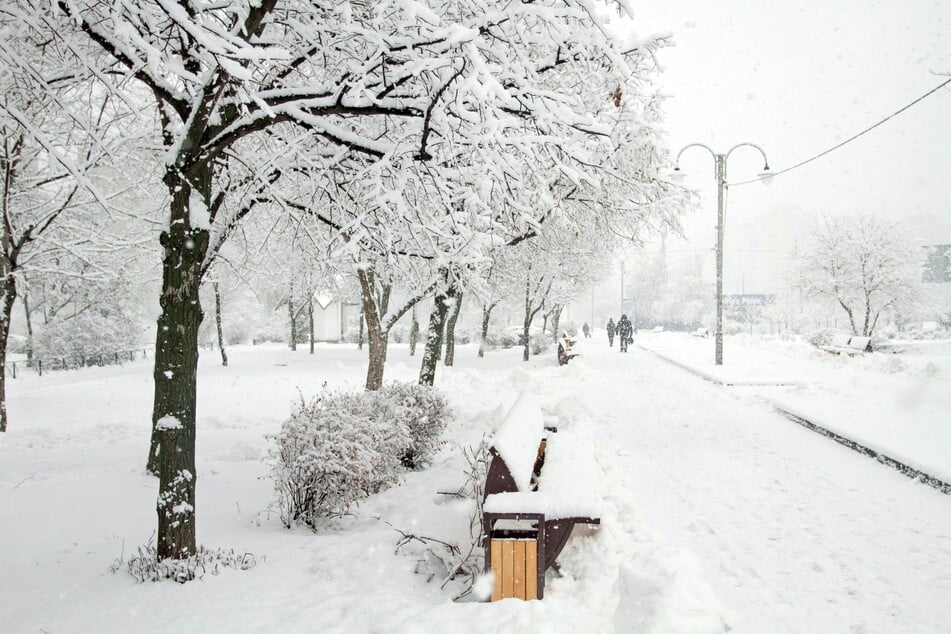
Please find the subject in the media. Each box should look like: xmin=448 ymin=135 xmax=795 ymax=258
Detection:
xmin=513 ymin=541 xmax=526 ymax=599
xmin=502 ymin=541 xmax=515 ymax=599
xmin=490 ymin=540 xmax=503 ymax=602
xmin=525 ymin=540 xmax=538 ymax=600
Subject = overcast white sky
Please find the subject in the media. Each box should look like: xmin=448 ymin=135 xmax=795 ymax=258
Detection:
xmin=619 ymin=0 xmax=951 ymax=294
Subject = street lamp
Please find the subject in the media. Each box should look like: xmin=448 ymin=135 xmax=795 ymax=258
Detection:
xmin=672 ymin=142 xmax=772 ymax=366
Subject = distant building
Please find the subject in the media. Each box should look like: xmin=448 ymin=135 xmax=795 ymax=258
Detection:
xmin=312 ymin=295 xmax=361 ymax=342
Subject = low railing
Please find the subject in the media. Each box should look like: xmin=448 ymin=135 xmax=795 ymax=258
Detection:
xmin=5 ymin=342 xmax=219 ymax=378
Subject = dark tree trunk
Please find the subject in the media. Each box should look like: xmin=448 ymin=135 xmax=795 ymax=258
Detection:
xmin=213 ymin=281 xmax=227 ymax=367
xmin=22 ymin=291 xmax=33 ymax=363
xmin=419 ymin=285 xmax=454 ymax=386
xmin=147 ymin=167 xmax=209 ymax=561
xmin=288 ymin=292 xmax=297 ymax=351
xmin=308 ymin=296 xmax=314 ymax=354
xmin=358 ymin=269 xmax=387 ymax=390
xmin=523 ymin=278 xmax=532 ymax=362
xmin=522 ymin=316 xmax=532 ymax=362
xmin=409 ymin=307 xmax=419 ymax=357
xmin=358 ymin=309 xmax=365 ymax=351
xmin=0 ymin=275 xmax=16 ymax=433
xmin=550 ymin=305 xmax=563 ymax=342
xmin=444 ymin=291 xmax=463 ymax=366
xmin=479 ymin=302 xmax=496 ymax=359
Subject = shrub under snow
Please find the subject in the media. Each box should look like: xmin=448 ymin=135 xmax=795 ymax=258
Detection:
xmin=269 ymin=384 xmax=452 ymax=529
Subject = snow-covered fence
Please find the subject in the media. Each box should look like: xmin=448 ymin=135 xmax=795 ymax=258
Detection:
xmin=5 ymin=342 xmax=221 ymax=378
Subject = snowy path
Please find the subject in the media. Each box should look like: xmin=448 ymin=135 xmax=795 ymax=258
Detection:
xmin=577 ymin=342 xmax=951 ymax=633
xmin=2 ymin=343 xmax=950 ymax=632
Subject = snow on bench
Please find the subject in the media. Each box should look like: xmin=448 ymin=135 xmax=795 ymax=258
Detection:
xmin=482 ymin=391 xmax=601 ymax=601
xmin=822 ymin=334 xmax=873 ymax=355
xmin=690 ymin=327 xmax=709 ymax=338
xmin=488 ymin=391 xmax=545 ymax=493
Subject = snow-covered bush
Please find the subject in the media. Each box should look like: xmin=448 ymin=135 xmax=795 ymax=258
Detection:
xmin=383 ymin=382 xmax=452 ymax=469
xmin=33 ymin=306 xmax=144 ymax=362
xmin=112 ymin=543 xmax=258 ymax=584
xmin=806 ymin=328 xmax=837 ymax=348
xmin=269 ymin=384 xmax=451 ymax=529
xmin=389 ymin=323 xmax=409 ymax=343
xmin=530 ymin=332 xmax=550 ymax=356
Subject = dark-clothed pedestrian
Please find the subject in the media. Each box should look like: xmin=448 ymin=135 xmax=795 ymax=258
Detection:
xmin=617 ymin=314 xmax=633 ymax=352
xmin=582 ymin=322 xmax=591 ymax=339
xmin=606 ymin=318 xmax=616 ymax=347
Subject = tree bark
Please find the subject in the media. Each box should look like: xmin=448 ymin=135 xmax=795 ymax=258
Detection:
xmin=213 ymin=281 xmax=227 ymax=367
xmin=22 ymin=291 xmax=33 ymax=363
xmin=0 ymin=275 xmax=16 ymax=433
xmin=523 ymin=277 xmax=532 ymax=361
xmin=358 ymin=269 xmax=387 ymax=390
xmin=478 ymin=302 xmax=496 ymax=358
xmin=409 ymin=307 xmax=419 ymax=357
xmin=288 ymin=291 xmax=297 ymax=351
xmin=550 ymin=305 xmax=563 ymax=342
xmin=147 ymin=167 xmax=209 ymax=561
xmin=308 ymin=296 xmax=314 ymax=354
xmin=444 ymin=291 xmax=463 ymax=366
xmin=358 ymin=309 xmax=365 ymax=351
xmin=419 ymin=285 xmax=453 ymax=386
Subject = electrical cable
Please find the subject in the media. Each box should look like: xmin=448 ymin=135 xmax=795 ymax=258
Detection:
xmin=728 ymin=77 xmax=951 ymax=187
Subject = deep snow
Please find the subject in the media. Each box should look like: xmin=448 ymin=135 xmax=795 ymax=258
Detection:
xmin=1 ymin=339 xmax=949 ymax=632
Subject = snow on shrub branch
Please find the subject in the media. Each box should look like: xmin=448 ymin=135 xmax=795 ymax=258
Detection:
xmin=268 ymin=383 xmax=452 ymax=529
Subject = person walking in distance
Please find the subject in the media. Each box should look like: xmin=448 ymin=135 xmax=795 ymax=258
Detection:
xmin=606 ymin=318 xmax=616 ymax=347
xmin=617 ymin=314 xmax=633 ymax=352
xmin=582 ymin=322 xmax=591 ymax=339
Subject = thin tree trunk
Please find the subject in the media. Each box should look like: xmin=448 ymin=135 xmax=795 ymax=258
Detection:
xmin=358 ymin=309 xmax=365 ymax=351
xmin=550 ymin=305 xmax=562 ymax=342
xmin=213 ymin=281 xmax=227 ymax=367
xmin=478 ymin=303 xmax=496 ymax=358
xmin=22 ymin=291 xmax=33 ymax=363
xmin=358 ymin=269 xmax=387 ymax=390
xmin=308 ymin=296 xmax=314 ymax=354
xmin=288 ymin=292 xmax=297 ymax=351
xmin=419 ymin=284 xmax=453 ymax=386
xmin=0 ymin=276 xmax=16 ymax=433
xmin=444 ymin=291 xmax=463 ymax=366
xmin=147 ymin=167 xmax=210 ymax=561
xmin=523 ymin=277 xmax=532 ymax=362
xmin=409 ymin=307 xmax=419 ymax=357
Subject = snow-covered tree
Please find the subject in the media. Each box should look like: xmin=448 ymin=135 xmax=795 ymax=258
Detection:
xmin=22 ymin=0 xmax=680 ymax=561
xmin=0 ymin=10 xmax=152 ymax=432
xmin=796 ymin=214 xmax=922 ymax=337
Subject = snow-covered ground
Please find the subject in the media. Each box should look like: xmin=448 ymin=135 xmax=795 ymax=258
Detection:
xmin=636 ymin=332 xmax=951 ymax=484
xmin=2 ymin=340 xmax=950 ymax=632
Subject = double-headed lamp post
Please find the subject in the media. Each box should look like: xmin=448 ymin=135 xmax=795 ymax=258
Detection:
xmin=672 ymin=143 xmax=772 ymax=366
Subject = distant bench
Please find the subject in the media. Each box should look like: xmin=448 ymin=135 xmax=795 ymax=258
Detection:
xmin=822 ymin=334 xmax=873 ymax=355
xmin=482 ymin=393 xmax=600 ymax=601
xmin=690 ymin=327 xmax=709 ymax=338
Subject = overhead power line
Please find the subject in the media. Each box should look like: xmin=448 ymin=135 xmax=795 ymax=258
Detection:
xmin=729 ymin=77 xmax=951 ymax=187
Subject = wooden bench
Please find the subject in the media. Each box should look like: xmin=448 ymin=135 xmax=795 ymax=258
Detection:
xmin=822 ymin=334 xmax=873 ymax=355
xmin=482 ymin=392 xmax=600 ymax=601
xmin=690 ymin=327 xmax=709 ymax=338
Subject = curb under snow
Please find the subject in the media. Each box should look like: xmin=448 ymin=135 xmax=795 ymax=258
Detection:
xmin=637 ymin=344 xmax=951 ymax=497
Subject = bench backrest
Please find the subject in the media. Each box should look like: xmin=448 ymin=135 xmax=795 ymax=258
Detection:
xmin=831 ymin=334 xmax=852 ymax=347
xmin=486 ymin=392 xmax=544 ymax=497
xmin=848 ymin=336 xmax=872 ymax=351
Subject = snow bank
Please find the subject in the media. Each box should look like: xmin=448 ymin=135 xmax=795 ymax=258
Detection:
xmin=613 ymin=547 xmax=730 ymax=634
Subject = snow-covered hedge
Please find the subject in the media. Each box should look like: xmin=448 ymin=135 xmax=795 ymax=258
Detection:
xmin=384 ymin=382 xmax=451 ymax=469
xmin=33 ymin=307 xmax=144 ymax=362
xmin=269 ymin=384 xmax=452 ymax=529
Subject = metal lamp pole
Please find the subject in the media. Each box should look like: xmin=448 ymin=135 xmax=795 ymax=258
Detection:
xmin=673 ymin=143 xmax=771 ymax=366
